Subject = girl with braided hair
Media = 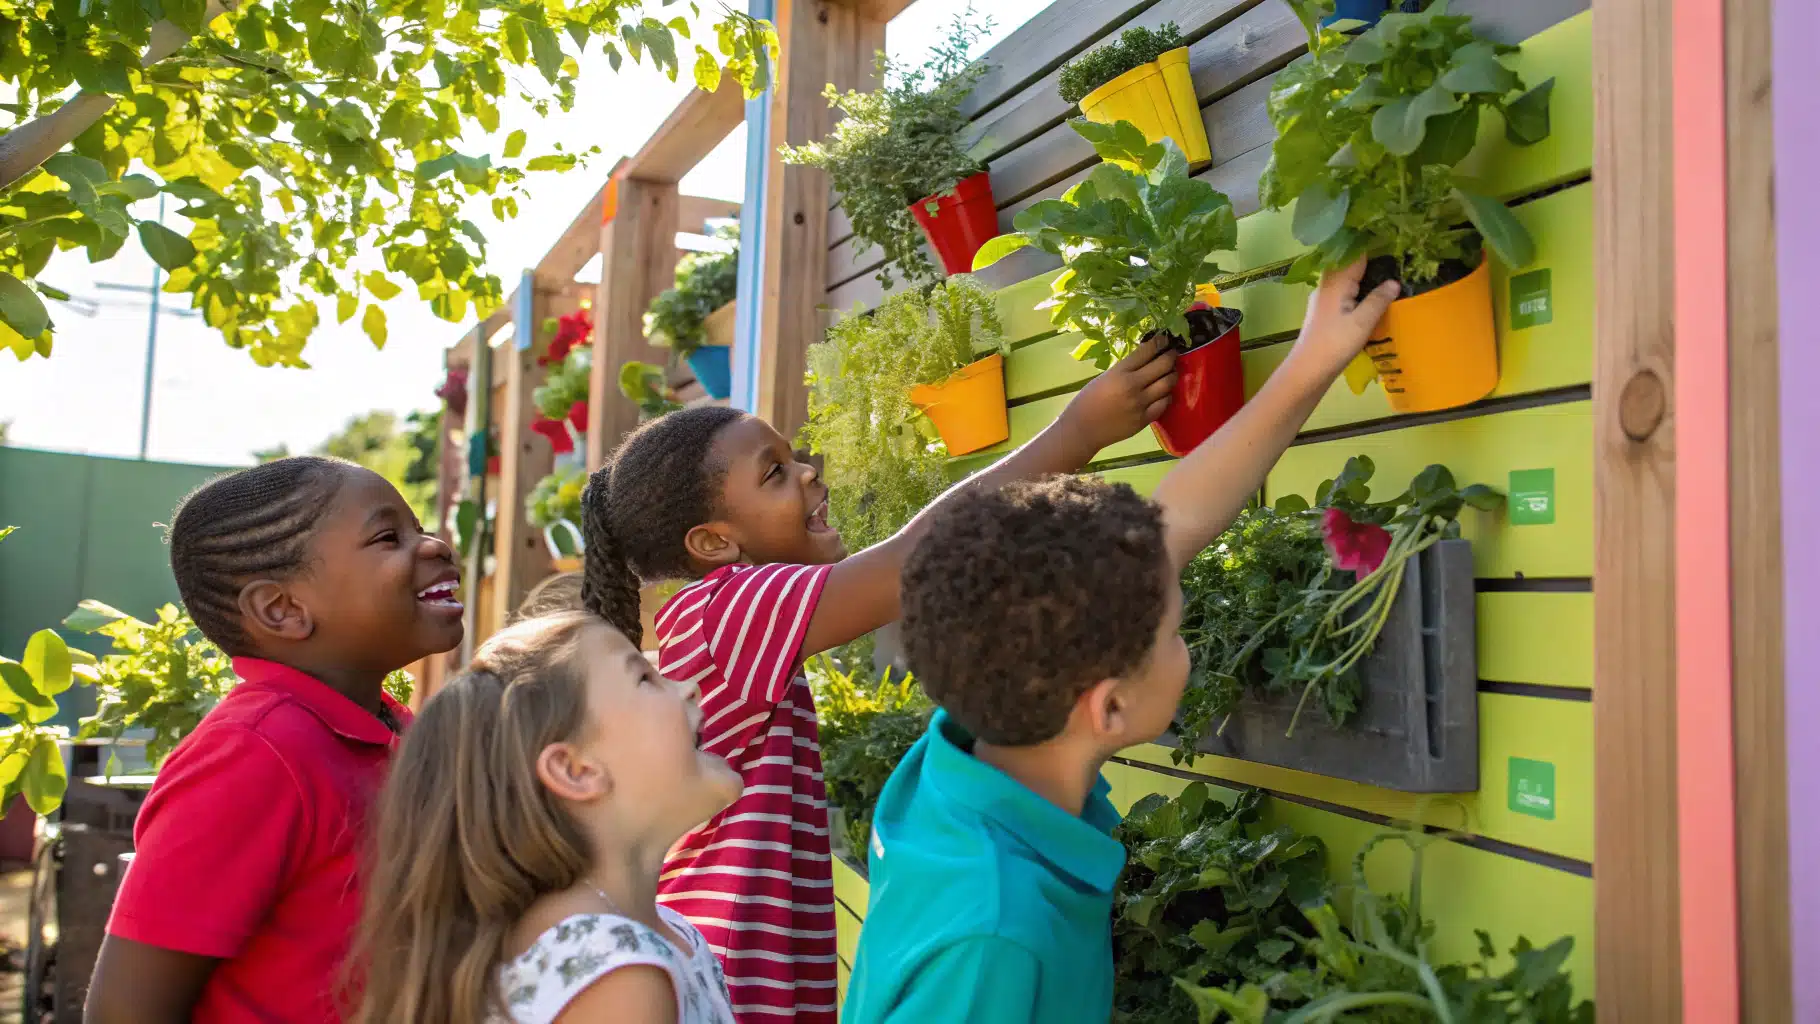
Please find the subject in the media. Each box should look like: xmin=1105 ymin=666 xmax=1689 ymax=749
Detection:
xmin=579 ymin=339 xmax=1179 ymax=1022
xmin=87 ymin=456 xmax=465 ymax=1024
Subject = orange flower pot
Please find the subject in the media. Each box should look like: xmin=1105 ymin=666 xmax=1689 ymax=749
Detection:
xmin=909 ymin=353 xmax=1009 ymax=456
xmin=1364 ymin=258 xmax=1499 ymax=414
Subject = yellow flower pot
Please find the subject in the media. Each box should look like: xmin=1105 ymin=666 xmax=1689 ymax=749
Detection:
xmin=909 ymin=353 xmax=1009 ymax=456
xmin=1363 ymin=259 xmax=1500 ymax=414
xmin=1077 ymin=47 xmax=1212 ymax=168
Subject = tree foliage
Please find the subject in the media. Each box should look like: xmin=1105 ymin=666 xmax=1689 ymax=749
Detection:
xmin=0 ymin=0 xmax=777 ymax=364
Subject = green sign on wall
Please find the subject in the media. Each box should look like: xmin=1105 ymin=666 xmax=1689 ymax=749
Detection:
xmin=1509 ymin=268 xmax=1553 ymax=330
xmin=1508 ymin=757 xmax=1557 ymax=820
xmin=1508 ymin=468 xmax=1556 ymax=526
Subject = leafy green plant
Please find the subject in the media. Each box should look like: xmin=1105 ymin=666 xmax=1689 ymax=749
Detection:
xmin=1058 ymin=22 xmax=1187 ymax=105
xmin=1175 ymin=457 xmax=1501 ymax=758
xmin=973 ymin=120 xmax=1237 ymax=368
xmin=1171 ymin=824 xmax=1593 ymax=1023
xmin=806 ymin=652 xmax=933 ymax=858
xmin=1262 ymin=0 xmax=1554 ymax=291
xmin=65 ymin=599 xmax=237 ymax=767
xmin=526 ymin=464 xmax=587 ymax=532
xmin=383 ymin=669 xmax=414 ymax=707
xmin=619 ymin=360 xmax=684 ymax=420
xmin=0 ymin=530 xmax=80 ymax=814
xmin=0 ymin=0 xmax=777 ymax=365
xmin=801 ymin=276 xmax=1005 ymax=552
xmin=779 ymin=8 xmax=993 ymax=289
xmin=534 ymin=346 xmax=593 ymax=421
xmin=643 ymin=225 xmax=739 ymax=358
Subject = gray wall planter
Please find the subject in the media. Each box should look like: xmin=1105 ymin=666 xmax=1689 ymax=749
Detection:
xmin=1193 ymin=539 xmax=1479 ymax=792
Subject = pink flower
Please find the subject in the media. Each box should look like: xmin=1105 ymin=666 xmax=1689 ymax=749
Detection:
xmin=1322 ymin=507 xmax=1392 ymax=575
xmin=529 ymin=416 xmax=574 ymax=455
xmin=435 ymin=367 xmax=469 ymax=418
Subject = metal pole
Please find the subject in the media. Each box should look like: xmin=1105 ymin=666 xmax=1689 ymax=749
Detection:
xmin=136 ymin=195 xmax=165 ymax=461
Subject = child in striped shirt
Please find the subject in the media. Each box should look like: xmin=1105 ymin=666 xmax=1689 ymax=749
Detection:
xmin=578 ymin=340 xmax=1177 ymax=1022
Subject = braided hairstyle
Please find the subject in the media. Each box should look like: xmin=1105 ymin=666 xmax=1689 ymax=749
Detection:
xmin=581 ymin=406 xmax=744 ymax=647
xmin=169 ymin=456 xmax=352 ymax=654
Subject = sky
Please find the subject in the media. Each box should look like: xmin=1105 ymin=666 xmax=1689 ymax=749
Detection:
xmin=0 ymin=0 xmax=1051 ymax=468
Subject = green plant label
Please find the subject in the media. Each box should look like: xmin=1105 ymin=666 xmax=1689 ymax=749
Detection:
xmin=1508 ymin=757 xmax=1556 ymax=820
xmin=1508 ymin=269 xmax=1553 ymax=330
xmin=1507 ymin=468 xmax=1555 ymax=526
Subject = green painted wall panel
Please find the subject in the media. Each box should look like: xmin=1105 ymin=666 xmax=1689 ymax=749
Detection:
xmin=1478 ymin=592 xmax=1593 ymax=689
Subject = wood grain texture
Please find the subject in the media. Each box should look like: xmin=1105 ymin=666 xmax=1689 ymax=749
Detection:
xmin=1592 ymin=0 xmax=1682 ymax=1015
xmin=586 ymin=178 xmax=678 ymax=467
xmin=677 ymin=194 xmax=741 ymax=233
xmin=955 ymin=0 xmax=1159 ymax=121
xmin=621 ymin=78 xmax=747 ymax=184
xmin=490 ymin=288 xmax=576 ymax=629
xmin=1725 ymin=0 xmax=1792 ymax=1014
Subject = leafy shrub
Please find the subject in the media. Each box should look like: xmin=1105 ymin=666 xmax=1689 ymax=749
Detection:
xmin=383 ymin=669 xmax=415 ymax=706
xmin=1262 ymin=0 xmax=1554 ymax=291
xmin=807 ymin=652 xmax=933 ymax=858
xmin=534 ymin=345 xmax=592 ymax=421
xmin=974 ymin=120 xmax=1236 ymax=368
xmin=526 ymin=464 xmax=586 ymax=532
xmin=618 ymin=360 xmax=683 ymax=420
xmin=1059 ymin=23 xmax=1187 ymax=105
xmin=64 ymin=600 xmax=237 ymax=767
xmin=779 ymin=8 xmax=993 ymax=289
xmin=643 ymin=224 xmax=740 ymax=357
xmin=801 ymin=276 xmax=1006 ymax=553
xmin=1175 ymin=457 xmax=1501 ymax=759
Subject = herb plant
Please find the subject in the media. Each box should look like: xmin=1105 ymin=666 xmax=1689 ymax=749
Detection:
xmin=779 ymin=8 xmax=993 ymax=289
xmin=534 ymin=346 xmax=592 ymax=422
xmin=807 ymin=652 xmax=933 ymax=858
xmin=1059 ymin=23 xmax=1187 ymax=105
xmin=526 ymin=464 xmax=587 ymax=532
xmin=643 ymin=225 xmax=740 ymax=358
xmin=973 ymin=120 xmax=1237 ymax=368
xmin=64 ymin=599 xmax=237 ymax=767
xmin=1262 ymin=0 xmax=1554 ymax=291
xmin=619 ymin=360 xmax=684 ymax=420
xmin=1175 ymin=457 xmax=1502 ymax=757
xmin=801 ymin=275 xmax=1006 ymax=552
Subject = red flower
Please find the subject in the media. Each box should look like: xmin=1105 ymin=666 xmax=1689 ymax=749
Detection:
xmin=566 ymin=398 xmax=589 ymax=433
xmin=541 ymin=310 xmax=593 ymax=366
xmin=485 ymin=454 xmax=501 ymax=477
xmin=1322 ymin=507 xmax=1392 ymax=576
xmin=529 ymin=416 xmax=574 ymax=454
xmin=436 ymin=367 xmax=469 ymax=418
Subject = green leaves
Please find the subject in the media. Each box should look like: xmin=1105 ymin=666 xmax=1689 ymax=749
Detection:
xmin=503 ymin=129 xmax=527 ymax=159
xmin=361 ymin=304 xmax=387 ymax=348
xmin=643 ymin=224 xmax=739 ymax=356
xmin=1291 ymin=181 xmax=1350 ymax=246
xmin=1504 ymin=77 xmax=1556 ymax=146
xmin=969 ymin=233 xmax=1031 ymax=270
xmin=1371 ymin=84 xmax=1462 ymax=157
xmin=0 ymin=273 xmax=51 ymax=341
xmin=522 ymin=18 xmax=564 ymax=84
xmin=1453 ymin=187 xmax=1535 ymax=268
xmin=138 ymin=221 xmax=197 ymax=270
xmin=618 ymin=360 xmax=682 ymax=419
xmin=363 ymin=272 xmax=402 ymax=300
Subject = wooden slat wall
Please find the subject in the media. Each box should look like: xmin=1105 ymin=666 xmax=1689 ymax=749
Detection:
xmin=827 ymin=1 xmax=1600 ymax=1003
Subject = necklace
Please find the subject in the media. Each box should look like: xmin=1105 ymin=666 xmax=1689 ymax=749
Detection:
xmin=582 ymin=877 xmax=621 ymax=915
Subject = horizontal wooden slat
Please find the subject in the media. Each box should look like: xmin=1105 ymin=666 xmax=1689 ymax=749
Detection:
xmin=832 ymin=853 xmax=868 ymax=917
xmin=1098 ymin=759 xmax=1594 ymax=993
xmin=1479 ymin=591 xmax=1593 ymax=688
xmin=836 ymin=902 xmax=863 ymax=966
xmin=956 ymin=0 xmax=1160 ymax=121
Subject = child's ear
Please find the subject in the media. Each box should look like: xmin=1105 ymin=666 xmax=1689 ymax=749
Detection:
xmin=237 ymin=581 xmax=313 ymax=644
xmin=683 ymin=522 xmax=742 ymax=568
xmin=1076 ymin=678 xmax=1127 ymax=739
xmin=536 ymin=743 xmax=611 ymax=802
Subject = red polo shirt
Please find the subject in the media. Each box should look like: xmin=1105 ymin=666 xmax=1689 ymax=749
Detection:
xmin=107 ymin=658 xmax=411 ymax=1023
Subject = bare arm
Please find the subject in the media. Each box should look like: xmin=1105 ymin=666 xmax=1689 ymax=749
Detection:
xmin=554 ymin=965 xmax=679 ymax=1024
xmin=85 ymin=935 xmax=217 ymax=1024
xmin=802 ymin=338 xmax=1179 ymax=655
xmin=1153 ymin=260 xmax=1401 ymax=572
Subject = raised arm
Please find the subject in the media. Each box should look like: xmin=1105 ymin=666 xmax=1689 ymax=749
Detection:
xmin=802 ymin=339 xmax=1178 ymax=656
xmin=1152 ymin=261 xmax=1400 ymax=572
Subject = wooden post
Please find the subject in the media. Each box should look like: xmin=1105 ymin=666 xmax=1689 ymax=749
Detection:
xmin=754 ymin=0 xmax=884 ymax=443
xmin=587 ymin=176 xmax=681 ymax=468
xmin=1592 ymin=0 xmax=1682 ymax=1016
xmin=458 ymin=326 xmax=492 ymax=664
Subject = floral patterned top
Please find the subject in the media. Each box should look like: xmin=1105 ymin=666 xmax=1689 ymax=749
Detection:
xmin=494 ymin=909 xmax=735 ymax=1024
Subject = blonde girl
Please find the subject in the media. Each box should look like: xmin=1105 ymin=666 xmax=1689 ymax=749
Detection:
xmin=350 ymin=611 xmax=744 ymax=1024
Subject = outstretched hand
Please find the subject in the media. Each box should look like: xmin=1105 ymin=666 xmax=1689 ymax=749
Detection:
xmin=1288 ymin=258 xmax=1401 ymax=382
xmin=1062 ymin=336 xmax=1180 ymax=455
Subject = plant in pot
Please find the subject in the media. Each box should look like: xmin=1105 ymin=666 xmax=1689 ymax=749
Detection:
xmin=618 ymin=360 xmax=684 ymax=420
xmin=526 ymin=464 xmax=587 ymax=564
xmin=973 ymin=120 xmax=1241 ymax=457
xmin=807 ymin=652 xmax=933 ymax=860
xmin=1059 ymin=22 xmax=1211 ymax=169
xmin=1262 ymin=0 xmax=1554 ymax=414
xmin=801 ymin=276 xmax=1009 ymax=551
xmin=779 ymin=8 xmax=995 ymax=286
xmin=1173 ymin=455 xmax=1502 ymax=759
xmin=644 ymin=224 xmax=740 ymax=399
xmin=531 ymin=344 xmax=591 ymax=456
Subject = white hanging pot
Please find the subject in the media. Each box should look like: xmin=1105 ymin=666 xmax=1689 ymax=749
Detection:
xmin=544 ymin=519 xmax=585 ymax=560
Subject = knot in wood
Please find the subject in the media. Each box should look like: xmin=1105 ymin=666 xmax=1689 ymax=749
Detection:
xmin=793 ymin=211 xmax=805 ymax=226
xmin=1619 ymin=368 xmax=1666 ymax=441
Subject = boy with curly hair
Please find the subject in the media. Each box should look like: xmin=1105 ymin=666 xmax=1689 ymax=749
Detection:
xmin=841 ymin=261 xmax=1399 ymax=1022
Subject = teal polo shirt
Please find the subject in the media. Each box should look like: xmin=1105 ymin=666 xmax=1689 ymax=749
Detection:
xmin=842 ymin=710 xmax=1126 ymax=1024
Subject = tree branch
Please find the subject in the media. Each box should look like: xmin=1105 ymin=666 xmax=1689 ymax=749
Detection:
xmin=0 ymin=0 xmax=241 ymax=192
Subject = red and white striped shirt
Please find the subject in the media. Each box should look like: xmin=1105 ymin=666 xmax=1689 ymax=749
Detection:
xmin=654 ymin=563 xmax=837 ymax=1022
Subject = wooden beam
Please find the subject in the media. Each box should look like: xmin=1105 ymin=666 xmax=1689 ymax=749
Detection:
xmin=678 ymin=194 xmax=740 ymax=233
xmin=621 ymin=79 xmax=746 ymax=184
xmin=534 ymin=165 xmax=621 ymax=287
xmin=489 ymin=288 xmax=572 ymax=631
xmin=1593 ymin=0 xmax=1682 ymax=1016
xmin=756 ymin=0 xmax=883 ymax=443
xmin=458 ymin=328 xmax=492 ymax=664
xmin=1726 ymin=0 xmax=1791 ymax=1014
xmin=586 ymin=177 xmax=681 ymax=467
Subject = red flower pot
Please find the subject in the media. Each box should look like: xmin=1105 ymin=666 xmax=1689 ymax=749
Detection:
xmin=909 ymin=172 xmax=1000 ymax=276
xmin=1151 ymin=307 xmax=1245 ymax=458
